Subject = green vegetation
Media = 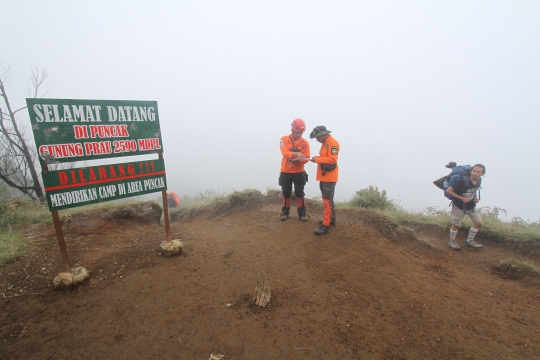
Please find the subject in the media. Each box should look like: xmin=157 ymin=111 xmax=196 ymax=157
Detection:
xmin=170 ymin=190 xmax=228 ymax=214
xmin=2 ymin=186 xmax=540 ymax=266
xmin=0 ymin=199 xmax=49 ymax=266
xmin=498 ymin=259 xmax=540 ymax=275
xmin=0 ymin=197 xmax=154 ymax=266
xmin=0 ymin=199 xmax=51 ymax=229
xmin=266 ymin=188 xmax=282 ymax=199
xmin=384 ymin=208 xmax=540 ymax=243
xmin=347 ymin=185 xmax=400 ymax=211
xmin=347 ymin=186 xmax=540 ymax=245
xmin=0 ymin=226 xmax=27 ymax=266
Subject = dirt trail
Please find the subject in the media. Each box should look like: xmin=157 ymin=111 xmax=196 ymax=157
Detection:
xmin=1 ymin=195 xmax=540 ymax=359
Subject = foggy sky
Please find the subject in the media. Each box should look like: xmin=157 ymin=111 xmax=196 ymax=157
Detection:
xmin=2 ymin=1 xmax=539 ymax=221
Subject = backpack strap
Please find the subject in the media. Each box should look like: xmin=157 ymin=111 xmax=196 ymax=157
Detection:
xmin=451 ymin=201 xmax=467 ymax=214
xmin=288 ymin=135 xmax=306 ymax=152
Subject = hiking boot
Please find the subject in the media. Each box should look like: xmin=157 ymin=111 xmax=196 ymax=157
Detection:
xmin=465 ymin=240 xmax=483 ymax=249
xmin=319 ymin=219 xmax=336 ymax=226
xmin=448 ymin=240 xmax=461 ymax=251
xmin=298 ymin=207 xmax=308 ymax=222
xmin=314 ymin=225 xmax=330 ymax=235
xmin=280 ymin=214 xmax=289 ymax=221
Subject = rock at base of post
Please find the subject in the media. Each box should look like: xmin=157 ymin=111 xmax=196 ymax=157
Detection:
xmin=53 ymin=267 xmax=90 ymax=289
xmin=160 ymin=239 xmax=183 ymax=257
xmin=253 ymin=271 xmax=271 ymax=307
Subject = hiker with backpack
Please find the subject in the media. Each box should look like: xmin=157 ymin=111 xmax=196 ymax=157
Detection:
xmin=279 ymin=118 xmax=310 ymax=222
xmin=441 ymin=163 xmax=486 ymax=251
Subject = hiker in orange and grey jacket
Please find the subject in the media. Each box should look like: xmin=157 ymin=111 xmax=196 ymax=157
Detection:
xmin=166 ymin=192 xmax=180 ymax=208
xmin=309 ymin=125 xmax=340 ymax=235
xmin=279 ymin=119 xmax=310 ymax=221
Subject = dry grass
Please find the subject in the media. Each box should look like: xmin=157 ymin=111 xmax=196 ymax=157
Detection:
xmin=0 ymin=226 xmax=26 ymax=266
xmin=498 ymin=259 xmax=540 ymax=275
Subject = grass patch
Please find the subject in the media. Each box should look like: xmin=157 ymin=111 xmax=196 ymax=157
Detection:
xmin=381 ymin=209 xmax=540 ymax=244
xmin=339 ymin=187 xmax=540 ymax=245
xmin=60 ymin=197 xmax=153 ymax=218
xmin=479 ymin=221 xmax=540 ymax=245
xmin=0 ymin=197 xmax=156 ymax=266
xmin=0 ymin=199 xmax=51 ymax=229
xmin=498 ymin=259 xmax=540 ymax=275
xmin=0 ymin=197 xmax=150 ymax=229
xmin=174 ymin=190 xmax=228 ymax=212
xmin=165 ymin=190 xmax=230 ymax=219
xmin=266 ymin=188 xmax=281 ymax=199
xmin=383 ymin=210 xmax=450 ymax=228
xmin=0 ymin=226 xmax=27 ymax=266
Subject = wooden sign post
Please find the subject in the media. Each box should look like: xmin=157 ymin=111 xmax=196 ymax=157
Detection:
xmin=27 ymin=98 xmax=172 ymax=271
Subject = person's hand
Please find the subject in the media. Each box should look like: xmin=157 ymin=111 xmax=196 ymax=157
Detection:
xmin=462 ymin=197 xmax=471 ymax=203
xmin=473 ymin=198 xmax=479 ymax=203
xmin=292 ymin=152 xmax=306 ymax=159
xmin=310 ymin=156 xmax=317 ymax=162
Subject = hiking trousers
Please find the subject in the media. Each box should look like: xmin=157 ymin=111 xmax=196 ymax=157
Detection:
xmin=279 ymin=172 xmax=307 ymax=217
xmin=279 ymin=171 xmax=306 ymax=198
xmin=320 ymin=181 xmax=336 ymax=227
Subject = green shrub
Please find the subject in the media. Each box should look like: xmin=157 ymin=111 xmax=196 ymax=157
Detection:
xmin=348 ymin=185 xmax=397 ymax=211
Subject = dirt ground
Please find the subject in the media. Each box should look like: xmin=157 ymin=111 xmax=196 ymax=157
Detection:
xmin=1 ymin=192 xmax=540 ymax=360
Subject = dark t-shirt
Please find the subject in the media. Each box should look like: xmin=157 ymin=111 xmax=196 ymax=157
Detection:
xmin=451 ymin=175 xmax=482 ymax=210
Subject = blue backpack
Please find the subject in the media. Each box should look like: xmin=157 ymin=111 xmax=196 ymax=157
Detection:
xmin=433 ymin=162 xmax=474 ymax=200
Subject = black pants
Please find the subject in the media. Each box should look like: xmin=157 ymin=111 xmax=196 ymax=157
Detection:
xmin=279 ymin=172 xmax=306 ymax=198
xmin=279 ymin=172 xmax=307 ymax=217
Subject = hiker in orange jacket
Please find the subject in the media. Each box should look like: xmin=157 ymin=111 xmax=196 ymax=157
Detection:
xmin=279 ymin=118 xmax=310 ymax=221
xmin=166 ymin=192 xmax=180 ymax=208
xmin=309 ymin=125 xmax=340 ymax=235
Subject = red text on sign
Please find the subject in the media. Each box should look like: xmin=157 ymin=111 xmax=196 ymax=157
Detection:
xmin=84 ymin=141 xmax=112 ymax=156
xmin=39 ymin=143 xmax=84 ymax=159
xmin=137 ymin=138 xmax=161 ymax=151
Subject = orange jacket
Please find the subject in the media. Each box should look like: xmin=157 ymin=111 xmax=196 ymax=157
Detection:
xmin=280 ymin=135 xmax=310 ymax=173
xmin=313 ymin=135 xmax=340 ymax=182
xmin=167 ymin=192 xmax=180 ymax=208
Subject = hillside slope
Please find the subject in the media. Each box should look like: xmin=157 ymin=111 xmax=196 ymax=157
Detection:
xmin=1 ymin=194 xmax=540 ymax=359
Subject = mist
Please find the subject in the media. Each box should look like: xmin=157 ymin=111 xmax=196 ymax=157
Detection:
xmin=2 ymin=1 xmax=539 ymax=221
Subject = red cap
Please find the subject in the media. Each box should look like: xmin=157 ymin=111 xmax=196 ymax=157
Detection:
xmin=291 ymin=118 xmax=306 ymax=132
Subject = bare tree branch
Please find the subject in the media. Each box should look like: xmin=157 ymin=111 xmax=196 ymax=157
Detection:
xmin=0 ymin=66 xmax=47 ymax=199
xmin=30 ymin=67 xmax=48 ymax=98
xmin=12 ymin=106 xmax=28 ymax=116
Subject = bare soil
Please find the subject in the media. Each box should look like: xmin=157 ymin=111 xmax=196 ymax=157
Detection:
xmin=2 ymin=193 xmax=540 ymax=359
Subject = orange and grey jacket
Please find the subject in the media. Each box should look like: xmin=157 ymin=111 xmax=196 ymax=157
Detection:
xmin=167 ymin=192 xmax=180 ymax=208
xmin=280 ymin=135 xmax=310 ymax=173
xmin=313 ymin=135 xmax=340 ymax=182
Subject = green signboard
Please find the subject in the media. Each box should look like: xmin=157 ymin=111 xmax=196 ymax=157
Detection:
xmin=42 ymin=159 xmax=167 ymax=211
xmin=26 ymin=98 xmax=163 ymax=164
